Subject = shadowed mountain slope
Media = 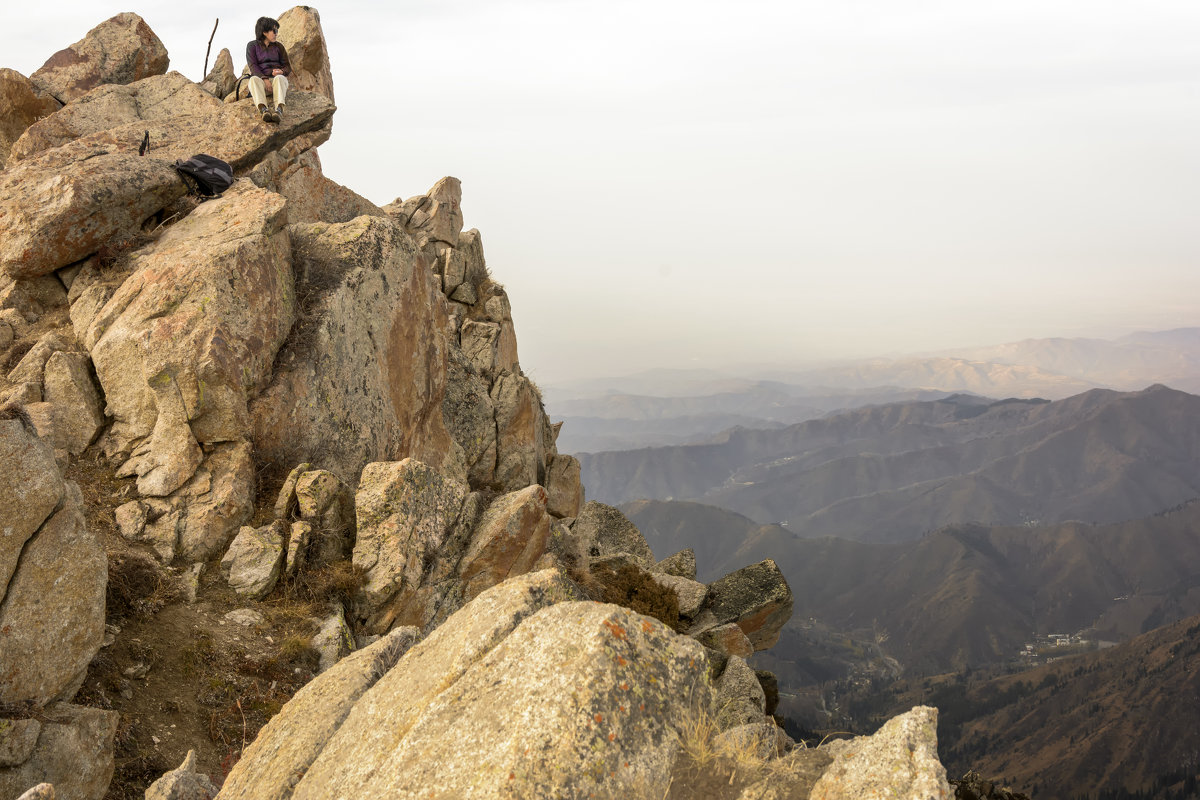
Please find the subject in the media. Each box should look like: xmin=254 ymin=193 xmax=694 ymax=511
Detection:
xmin=628 ymin=499 xmax=1200 ymax=674
xmin=923 ymin=613 xmax=1200 ymax=799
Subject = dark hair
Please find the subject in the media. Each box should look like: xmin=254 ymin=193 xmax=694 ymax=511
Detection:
xmin=255 ymin=16 xmax=280 ymax=43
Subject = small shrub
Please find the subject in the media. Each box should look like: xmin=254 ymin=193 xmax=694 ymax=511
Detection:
xmin=587 ymin=561 xmax=682 ymax=632
xmin=107 ymin=552 xmax=176 ymax=622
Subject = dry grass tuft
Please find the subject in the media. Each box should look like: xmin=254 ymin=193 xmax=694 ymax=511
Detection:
xmin=268 ymin=560 xmax=365 ymax=621
xmin=106 ymin=551 xmax=178 ymax=622
xmin=583 ymin=560 xmax=683 ymax=632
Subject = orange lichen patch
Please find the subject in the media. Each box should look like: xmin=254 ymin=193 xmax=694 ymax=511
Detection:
xmin=608 ymin=733 xmax=616 ymax=742
xmin=619 ymin=681 xmax=630 ymax=691
xmin=594 ymin=713 xmax=604 ymax=723
xmin=641 ymin=620 xmax=654 ymax=634
xmin=602 ymin=619 xmax=628 ymax=640
xmin=617 ymin=656 xmax=627 ymax=666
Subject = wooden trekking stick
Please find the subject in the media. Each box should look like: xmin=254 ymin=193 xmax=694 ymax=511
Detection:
xmin=203 ymin=18 xmax=219 ymax=78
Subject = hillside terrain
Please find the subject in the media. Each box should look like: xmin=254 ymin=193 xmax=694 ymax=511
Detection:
xmin=591 ymin=385 xmax=1200 ymax=543
xmin=630 ymin=499 xmax=1200 ymax=675
xmin=873 ymin=614 xmax=1200 ymax=799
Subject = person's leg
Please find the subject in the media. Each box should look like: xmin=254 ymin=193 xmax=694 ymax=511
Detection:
xmin=272 ymin=75 xmax=289 ymax=113
xmin=248 ymin=76 xmax=268 ymax=111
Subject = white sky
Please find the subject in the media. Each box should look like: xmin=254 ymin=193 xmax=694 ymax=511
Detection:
xmin=6 ymin=1 xmax=1199 ymax=382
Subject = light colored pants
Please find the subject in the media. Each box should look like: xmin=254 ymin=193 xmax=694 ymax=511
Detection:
xmin=248 ymin=75 xmax=288 ymax=108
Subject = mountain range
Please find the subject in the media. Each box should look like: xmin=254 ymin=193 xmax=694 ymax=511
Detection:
xmin=590 ymin=385 xmax=1200 ymax=543
xmin=547 ymin=328 xmax=1200 ymax=454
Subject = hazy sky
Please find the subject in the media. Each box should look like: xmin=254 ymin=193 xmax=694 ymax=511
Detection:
xmin=7 ymin=1 xmax=1199 ymax=382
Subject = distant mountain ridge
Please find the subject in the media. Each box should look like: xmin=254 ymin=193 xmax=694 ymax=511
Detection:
xmin=945 ymin=327 xmax=1200 ymax=394
xmin=588 ymin=385 xmax=1200 ymax=543
xmin=546 ymin=328 xmax=1200 ymax=454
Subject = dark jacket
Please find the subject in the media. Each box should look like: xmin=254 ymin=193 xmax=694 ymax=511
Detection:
xmin=246 ymin=40 xmax=291 ymax=79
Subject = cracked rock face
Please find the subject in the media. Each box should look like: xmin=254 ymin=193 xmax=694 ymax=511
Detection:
xmin=0 ymin=419 xmax=105 ymax=708
xmin=0 ymin=68 xmax=61 ymax=164
xmin=249 ymin=215 xmax=465 ymax=486
xmin=0 ymin=704 xmax=118 ymax=800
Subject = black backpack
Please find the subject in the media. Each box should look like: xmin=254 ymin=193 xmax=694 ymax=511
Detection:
xmin=174 ymin=154 xmax=235 ymax=198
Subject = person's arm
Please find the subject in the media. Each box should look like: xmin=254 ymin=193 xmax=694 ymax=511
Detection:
xmin=246 ymin=41 xmax=268 ymax=78
xmin=276 ymin=42 xmax=292 ymax=77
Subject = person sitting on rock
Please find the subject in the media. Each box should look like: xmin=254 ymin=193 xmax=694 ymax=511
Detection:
xmin=246 ymin=16 xmax=290 ymax=124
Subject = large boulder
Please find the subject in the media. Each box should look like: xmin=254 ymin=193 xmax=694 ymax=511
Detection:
xmin=277 ymin=568 xmax=710 ymax=800
xmin=810 ymin=706 xmax=951 ymax=800
xmin=387 ymin=177 xmax=463 ymax=248
xmin=572 ymin=501 xmax=655 ymax=568
xmin=39 ymin=350 xmax=105 ymax=455
xmin=0 ymin=704 xmax=118 ymax=800
xmin=217 ymin=627 xmax=419 ymax=800
xmin=692 ymin=558 xmax=793 ymax=651
xmin=0 ymin=69 xmax=61 ymax=164
xmin=249 ymin=213 xmax=464 ymax=485
xmin=353 ymin=459 xmax=470 ymax=616
xmin=544 ymin=453 xmax=583 ymax=518
xmin=351 ymin=461 xmax=555 ymax=635
xmin=29 ymin=12 xmax=169 ymax=104
xmin=0 ymin=419 xmax=105 ymax=707
xmin=8 ymin=71 xmax=221 ymax=165
xmin=458 ymin=484 xmax=552 ymax=601
xmin=200 ymin=48 xmax=237 ymax=99
xmin=490 ymin=371 xmax=546 ymax=491
xmin=0 ymin=417 xmax=65 ymax=594
xmin=221 ymin=522 xmax=287 ymax=600
xmin=278 ymin=6 xmax=335 ymax=104
xmin=0 ymin=91 xmax=334 ymax=280
xmin=84 ymin=183 xmax=292 ymax=492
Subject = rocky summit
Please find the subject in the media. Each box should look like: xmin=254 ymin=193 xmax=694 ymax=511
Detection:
xmin=0 ymin=8 xmax=958 ymax=800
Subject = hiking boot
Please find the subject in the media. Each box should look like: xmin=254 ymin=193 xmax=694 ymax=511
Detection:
xmin=275 ymin=104 xmax=285 ymax=121
xmin=264 ymin=107 xmax=280 ymax=124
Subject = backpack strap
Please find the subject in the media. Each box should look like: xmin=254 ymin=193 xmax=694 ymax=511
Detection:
xmin=232 ymin=75 xmax=251 ymax=101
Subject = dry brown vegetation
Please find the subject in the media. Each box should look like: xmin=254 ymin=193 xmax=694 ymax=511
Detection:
xmin=579 ymin=560 xmax=683 ymax=632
